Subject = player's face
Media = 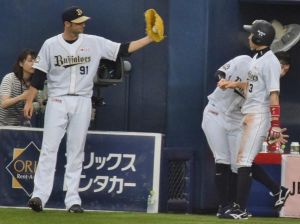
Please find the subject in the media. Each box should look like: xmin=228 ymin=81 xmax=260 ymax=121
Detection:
xmin=70 ymin=22 xmax=86 ymax=35
xmin=20 ymin=55 xmax=35 ymax=77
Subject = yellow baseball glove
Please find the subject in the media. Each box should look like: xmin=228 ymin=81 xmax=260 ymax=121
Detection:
xmin=144 ymin=9 xmax=165 ymax=42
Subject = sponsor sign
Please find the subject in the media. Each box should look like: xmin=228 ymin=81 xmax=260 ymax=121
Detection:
xmin=280 ymin=155 xmax=300 ymax=218
xmin=0 ymin=127 xmax=162 ymax=212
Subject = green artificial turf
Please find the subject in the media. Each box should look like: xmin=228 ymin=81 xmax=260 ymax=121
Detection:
xmin=0 ymin=208 xmax=299 ymax=224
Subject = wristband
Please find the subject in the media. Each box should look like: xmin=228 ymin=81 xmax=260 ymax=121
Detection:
xmin=270 ymin=105 xmax=280 ymax=127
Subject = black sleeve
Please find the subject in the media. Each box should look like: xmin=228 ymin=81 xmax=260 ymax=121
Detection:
xmin=117 ymin=43 xmax=131 ymax=58
xmin=215 ymin=70 xmax=226 ymax=81
xmin=31 ymin=69 xmax=47 ymax=90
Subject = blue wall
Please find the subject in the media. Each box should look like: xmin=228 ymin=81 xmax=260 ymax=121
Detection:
xmin=166 ymin=0 xmax=210 ymax=211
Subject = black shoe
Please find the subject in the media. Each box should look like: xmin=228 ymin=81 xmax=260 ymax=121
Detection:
xmin=274 ymin=186 xmax=290 ymax=210
xmin=28 ymin=197 xmax=43 ymax=212
xmin=221 ymin=203 xmax=249 ymax=220
xmin=68 ymin=204 xmax=84 ymax=213
xmin=216 ymin=204 xmax=232 ymax=217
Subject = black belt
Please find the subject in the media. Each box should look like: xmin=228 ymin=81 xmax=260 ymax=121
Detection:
xmin=66 ymin=94 xmax=79 ymax=96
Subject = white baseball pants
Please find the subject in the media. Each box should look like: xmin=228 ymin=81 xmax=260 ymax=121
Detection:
xmin=202 ymin=103 xmax=242 ymax=172
xmin=32 ymin=95 xmax=91 ymax=209
xmin=236 ymin=113 xmax=270 ymax=167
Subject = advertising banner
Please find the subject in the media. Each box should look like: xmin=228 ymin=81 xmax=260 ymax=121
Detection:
xmin=0 ymin=127 xmax=162 ymax=212
xmin=280 ymin=155 xmax=300 ymax=218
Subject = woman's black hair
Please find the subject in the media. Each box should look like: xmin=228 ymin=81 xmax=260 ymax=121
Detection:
xmin=12 ymin=49 xmax=37 ymax=82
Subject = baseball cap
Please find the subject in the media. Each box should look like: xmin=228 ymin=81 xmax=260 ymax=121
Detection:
xmin=62 ymin=6 xmax=90 ymax=24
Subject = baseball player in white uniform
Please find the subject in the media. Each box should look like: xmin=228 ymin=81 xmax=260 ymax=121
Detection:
xmin=202 ymin=55 xmax=251 ymax=215
xmin=24 ymin=6 xmax=163 ymax=213
xmin=218 ymin=20 xmax=283 ymax=219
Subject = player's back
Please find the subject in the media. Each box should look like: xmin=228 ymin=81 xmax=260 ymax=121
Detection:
xmin=207 ymin=55 xmax=251 ymax=118
xmin=241 ymin=50 xmax=280 ymax=114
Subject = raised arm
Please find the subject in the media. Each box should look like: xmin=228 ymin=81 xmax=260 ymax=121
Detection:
xmin=128 ymin=36 xmax=153 ymax=53
xmin=127 ymin=9 xmax=164 ymax=53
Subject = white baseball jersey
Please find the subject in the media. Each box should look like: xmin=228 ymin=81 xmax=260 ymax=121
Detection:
xmin=241 ymin=50 xmax=281 ymax=114
xmin=33 ymin=33 xmax=120 ymax=97
xmin=236 ymin=50 xmax=281 ymax=167
xmin=202 ymin=55 xmax=251 ymax=170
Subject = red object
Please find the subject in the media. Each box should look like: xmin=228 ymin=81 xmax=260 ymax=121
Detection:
xmin=268 ymin=105 xmax=281 ymax=145
xmin=254 ymin=152 xmax=282 ymax=165
xmin=270 ymin=105 xmax=280 ymax=123
xmin=267 ymin=141 xmax=281 ymax=152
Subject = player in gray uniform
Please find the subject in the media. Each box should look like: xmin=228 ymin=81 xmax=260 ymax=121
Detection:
xmin=218 ymin=20 xmax=284 ymax=219
xmin=24 ymin=6 xmax=163 ymax=213
xmin=202 ymin=55 xmax=251 ymax=215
